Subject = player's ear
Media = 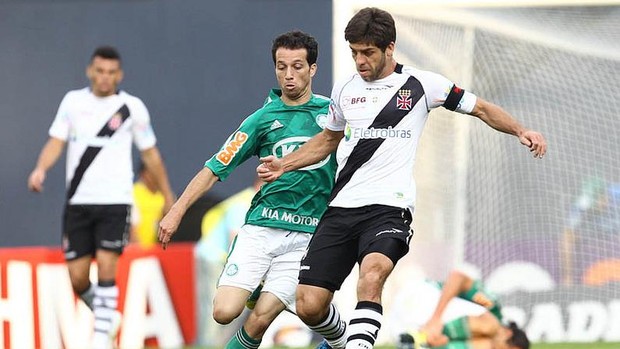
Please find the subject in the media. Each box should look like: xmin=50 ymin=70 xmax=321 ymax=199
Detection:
xmin=116 ymin=68 xmax=124 ymax=84
xmin=85 ymin=64 xmax=93 ymax=80
xmin=385 ymin=42 xmax=395 ymax=58
xmin=309 ymin=63 xmax=317 ymax=78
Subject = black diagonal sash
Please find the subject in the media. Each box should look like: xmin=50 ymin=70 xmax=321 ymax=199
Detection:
xmin=66 ymin=104 xmax=130 ymax=201
xmin=329 ymin=75 xmax=424 ymax=203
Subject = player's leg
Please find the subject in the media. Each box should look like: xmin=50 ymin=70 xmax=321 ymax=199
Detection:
xmin=225 ymin=229 xmax=311 ymax=348
xmin=92 ymin=204 xmax=130 ymax=349
xmin=298 ymin=286 xmax=346 ymax=348
xmin=297 ymin=207 xmax=361 ymax=349
xmin=348 ymin=205 xmax=412 ymax=349
xmin=213 ymin=225 xmax=273 ymax=325
xmin=62 ymin=204 xmax=97 ymax=309
xmin=213 ymin=286 xmax=253 ymax=324
xmin=67 ymin=256 xmax=95 ymax=307
xmin=225 ymin=292 xmax=286 ymax=349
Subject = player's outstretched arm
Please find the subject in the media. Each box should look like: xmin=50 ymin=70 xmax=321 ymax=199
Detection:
xmin=423 ymin=270 xmax=475 ymax=342
xmin=469 ymin=97 xmax=547 ymax=159
xmin=257 ymin=128 xmax=342 ymax=182
xmin=158 ymin=166 xmax=218 ymax=249
xmin=141 ymin=146 xmax=176 ymax=214
xmin=28 ymin=137 xmax=66 ymax=193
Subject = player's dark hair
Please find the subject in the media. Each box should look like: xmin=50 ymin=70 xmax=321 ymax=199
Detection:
xmin=507 ymin=322 xmax=530 ymax=349
xmin=345 ymin=7 xmax=396 ymax=51
xmin=91 ymin=46 xmax=122 ymax=63
xmin=271 ymin=31 xmax=318 ymax=66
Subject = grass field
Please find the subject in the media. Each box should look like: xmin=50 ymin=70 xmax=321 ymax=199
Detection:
xmin=183 ymin=344 xmax=620 ymax=349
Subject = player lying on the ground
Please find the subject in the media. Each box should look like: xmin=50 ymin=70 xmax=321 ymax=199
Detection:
xmin=392 ymin=269 xmax=529 ymax=349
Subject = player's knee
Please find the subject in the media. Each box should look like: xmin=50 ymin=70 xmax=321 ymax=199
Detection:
xmin=70 ymin=276 xmax=91 ymax=294
xmin=212 ymin=304 xmax=242 ymax=325
xmin=296 ymin=292 xmax=325 ymax=325
xmin=212 ymin=298 xmax=244 ymax=325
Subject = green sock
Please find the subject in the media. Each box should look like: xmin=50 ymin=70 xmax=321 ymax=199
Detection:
xmin=435 ymin=341 xmax=472 ymax=349
xmin=225 ymin=326 xmax=261 ymax=349
xmin=442 ymin=317 xmax=471 ymax=341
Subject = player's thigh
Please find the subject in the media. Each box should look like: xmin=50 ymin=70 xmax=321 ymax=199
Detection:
xmin=93 ymin=204 xmax=130 ymax=254
xmin=217 ymin=225 xmax=275 ymax=292
xmin=63 ymin=204 xmax=96 ymax=261
xmin=359 ymin=205 xmax=413 ymax=265
xmin=263 ymin=231 xmax=312 ymax=310
xmin=213 ymin=285 xmax=252 ymax=316
xmin=298 ymin=212 xmax=359 ymax=293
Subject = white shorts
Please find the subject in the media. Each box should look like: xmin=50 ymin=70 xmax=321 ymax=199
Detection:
xmin=388 ymin=279 xmax=486 ymax=338
xmin=218 ymin=224 xmax=312 ymax=309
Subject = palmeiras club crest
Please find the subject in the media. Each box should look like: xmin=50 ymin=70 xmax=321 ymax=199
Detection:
xmin=396 ymin=89 xmax=412 ymax=111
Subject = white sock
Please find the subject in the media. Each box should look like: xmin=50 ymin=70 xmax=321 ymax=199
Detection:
xmin=346 ymin=301 xmax=382 ymax=349
xmin=92 ymin=282 xmax=119 ymax=349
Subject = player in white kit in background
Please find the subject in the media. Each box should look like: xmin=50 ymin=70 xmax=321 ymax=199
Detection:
xmin=28 ymin=46 xmax=175 ymax=349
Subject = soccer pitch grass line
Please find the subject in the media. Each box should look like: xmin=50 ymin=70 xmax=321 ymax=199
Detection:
xmin=181 ymin=344 xmax=620 ymax=349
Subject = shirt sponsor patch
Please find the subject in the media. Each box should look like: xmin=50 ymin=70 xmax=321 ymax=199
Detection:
xmin=261 ymin=207 xmax=320 ymax=227
xmin=216 ymin=131 xmax=248 ymax=165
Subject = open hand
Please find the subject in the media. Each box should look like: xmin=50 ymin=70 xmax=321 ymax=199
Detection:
xmin=257 ymin=155 xmax=284 ymax=183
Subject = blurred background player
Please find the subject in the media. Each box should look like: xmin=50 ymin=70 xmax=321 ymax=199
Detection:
xmin=131 ymin=161 xmax=166 ymax=247
xmin=560 ymin=176 xmax=620 ymax=285
xmin=27 ymin=46 xmax=175 ymax=349
xmin=393 ymin=269 xmax=529 ymax=349
xmin=157 ymin=31 xmax=336 ymax=349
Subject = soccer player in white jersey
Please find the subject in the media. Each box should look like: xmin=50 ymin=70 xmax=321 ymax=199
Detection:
xmin=158 ymin=31 xmax=337 ymax=349
xmin=257 ymin=7 xmax=547 ymax=349
xmin=28 ymin=46 xmax=175 ymax=349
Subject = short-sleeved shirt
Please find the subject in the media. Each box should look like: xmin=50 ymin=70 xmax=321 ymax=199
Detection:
xmin=205 ymin=89 xmax=336 ymax=234
xmin=435 ymin=279 xmax=503 ymax=322
xmin=326 ymin=64 xmax=477 ymax=211
xmin=49 ymin=87 xmax=156 ymax=205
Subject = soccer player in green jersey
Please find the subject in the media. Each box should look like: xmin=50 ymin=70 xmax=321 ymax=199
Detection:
xmin=395 ymin=269 xmax=529 ymax=349
xmin=158 ymin=31 xmax=336 ymax=349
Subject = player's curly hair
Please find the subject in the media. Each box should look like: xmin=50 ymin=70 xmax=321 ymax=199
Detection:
xmin=271 ymin=31 xmax=318 ymax=66
xmin=507 ymin=321 xmax=530 ymax=349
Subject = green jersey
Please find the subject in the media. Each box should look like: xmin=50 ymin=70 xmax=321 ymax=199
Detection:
xmin=205 ymin=89 xmax=336 ymax=234
xmin=434 ymin=279 xmax=503 ymax=322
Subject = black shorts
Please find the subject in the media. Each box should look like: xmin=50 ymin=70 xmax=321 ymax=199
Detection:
xmin=62 ymin=204 xmax=130 ymax=261
xmin=299 ymin=204 xmax=413 ymax=292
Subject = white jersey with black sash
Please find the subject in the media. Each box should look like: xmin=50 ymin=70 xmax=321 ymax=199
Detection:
xmin=48 ymin=87 xmax=156 ymax=205
xmin=326 ymin=64 xmax=477 ymax=211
